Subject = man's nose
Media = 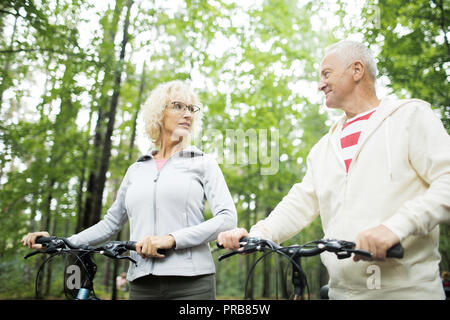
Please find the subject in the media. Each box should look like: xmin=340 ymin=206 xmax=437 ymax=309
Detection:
xmin=318 ymin=80 xmax=326 ymax=92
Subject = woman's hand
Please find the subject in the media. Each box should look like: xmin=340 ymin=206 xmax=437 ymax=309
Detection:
xmin=21 ymin=231 xmax=50 ymax=249
xmin=135 ymin=235 xmax=176 ymax=259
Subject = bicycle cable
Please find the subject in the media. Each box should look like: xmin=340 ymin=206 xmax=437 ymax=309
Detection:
xmin=63 ymin=249 xmax=99 ymax=300
xmin=34 ymin=253 xmax=60 ymax=299
xmin=243 ymin=244 xmax=310 ymax=300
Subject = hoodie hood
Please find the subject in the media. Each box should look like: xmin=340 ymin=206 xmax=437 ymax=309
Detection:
xmin=327 ymin=96 xmax=430 ymax=177
xmin=329 ymin=96 xmax=418 ymax=135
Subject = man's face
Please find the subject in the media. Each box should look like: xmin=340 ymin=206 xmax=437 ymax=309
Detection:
xmin=318 ymin=52 xmax=354 ymax=109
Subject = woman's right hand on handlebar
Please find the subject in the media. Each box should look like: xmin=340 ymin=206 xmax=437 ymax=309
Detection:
xmin=217 ymin=228 xmax=249 ymax=250
xmin=21 ymin=231 xmax=50 ymax=249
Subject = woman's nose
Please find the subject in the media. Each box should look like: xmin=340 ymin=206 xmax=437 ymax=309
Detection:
xmin=181 ymin=112 xmax=192 ymax=121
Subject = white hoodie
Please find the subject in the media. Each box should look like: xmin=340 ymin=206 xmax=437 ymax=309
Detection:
xmin=250 ymin=97 xmax=450 ymax=299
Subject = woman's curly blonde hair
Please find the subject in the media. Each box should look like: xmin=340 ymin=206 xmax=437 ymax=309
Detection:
xmin=141 ymin=80 xmax=203 ymax=148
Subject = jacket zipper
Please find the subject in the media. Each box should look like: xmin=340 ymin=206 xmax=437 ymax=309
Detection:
xmin=149 ymin=154 xmax=179 ymax=274
xmin=329 ymin=129 xmax=349 ymax=237
xmin=149 ymin=165 xmax=160 ymax=274
xmin=152 ymin=154 xmax=178 ymax=236
xmin=153 ymin=170 xmax=160 ymax=235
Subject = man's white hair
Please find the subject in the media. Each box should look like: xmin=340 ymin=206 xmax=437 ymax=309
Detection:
xmin=141 ymin=80 xmax=203 ymax=148
xmin=325 ymin=40 xmax=378 ymax=80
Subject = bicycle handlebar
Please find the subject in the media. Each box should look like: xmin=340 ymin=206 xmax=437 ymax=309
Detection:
xmin=26 ymin=236 xmax=139 ymax=265
xmin=385 ymin=243 xmax=404 ymax=258
xmin=217 ymin=237 xmax=404 ymax=261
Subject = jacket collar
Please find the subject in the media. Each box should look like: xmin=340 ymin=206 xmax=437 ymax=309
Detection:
xmin=328 ymin=96 xmax=405 ymax=135
xmin=353 ymin=96 xmax=415 ymax=151
xmin=138 ymin=145 xmax=204 ymax=162
xmin=327 ymin=96 xmax=413 ymax=172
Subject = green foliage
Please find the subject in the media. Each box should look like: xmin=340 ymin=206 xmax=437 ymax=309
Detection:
xmin=0 ymin=0 xmax=448 ymax=299
xmin=361 ymin=0 xmax=449 ymax=130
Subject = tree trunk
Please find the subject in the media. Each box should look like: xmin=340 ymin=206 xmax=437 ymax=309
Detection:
xmin=78 ymin=0 xmax=120 ymax=232
xmin=111 ymin=231 xmax=122 ymax=300
xmin=41 ymin=177 xmax=55 ymax=297
xmin=44 ymin=211 xmax=58 ymax=297
xmin=92 ymin=0 xmax=133 ymax=226
xmin=111 ymin=55 xmax=143 ymax=298
xmin=80 ymin=0 xmax=134 ymax=229
xmin=80 ymin=107 xmax=105 ymax=231
xmin=244 ymin=168 xmax=254 ymax=299
xmin=112 ymin=257 xmax=119 ymax=300
xmin=262 ymin=207 xmax=273 ymax=298
xmin=0 ymin=13 xmax=18 ymax=111
xmin=128 ymin=60 xmax=147 ymax=161
xmin=76 ymin=71 xmax=101 ymax=233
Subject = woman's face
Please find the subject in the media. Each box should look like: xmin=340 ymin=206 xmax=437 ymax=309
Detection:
xmin=160 ymin=94 xmax=199 ymax=143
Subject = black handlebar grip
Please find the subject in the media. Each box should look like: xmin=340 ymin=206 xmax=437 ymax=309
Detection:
xmin=217 ymin=236 xmax=249 ymax=249
xmin=386 ymin=243 xmax=404 ymax=259
xmin=126 ymin=241 xmax=166 ymax=255
xmin=125 ymin=241 xmax=136 ymax=251
xmin=35 ymin=236 xmax=54 ymax=245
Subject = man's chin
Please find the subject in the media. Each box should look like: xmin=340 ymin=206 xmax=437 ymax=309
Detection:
xmin=324 ymin=100 xmax=339 ymax=110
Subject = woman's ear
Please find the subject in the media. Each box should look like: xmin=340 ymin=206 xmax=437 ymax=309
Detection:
xmin=158 ymin=112 xmax=165 ymax=127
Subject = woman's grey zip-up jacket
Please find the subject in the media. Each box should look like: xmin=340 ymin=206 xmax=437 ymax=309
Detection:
xmin=68 ymin=146 xmax=237 ymax=281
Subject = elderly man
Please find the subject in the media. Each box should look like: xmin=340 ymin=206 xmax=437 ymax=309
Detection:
xmin=218 ymin=40 xmax=450 ymax=299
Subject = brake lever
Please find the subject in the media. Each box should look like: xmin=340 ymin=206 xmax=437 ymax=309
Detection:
xmin=24 ymin=250 xmax=44 ymax=259
xmin=218 ymin=250 xmax=239 ymax=261
xmin=98 ymin=242 xmax=138 ymax=266
xmin=217 ymin=238 xmax=261 ymax=261
xmin=116 ymin=255 xmax=137 ymax=266
xmin=347 ymin=248 xmax=373 ymax=258
xmin=321 ymin=239 xmax=372 ymax=260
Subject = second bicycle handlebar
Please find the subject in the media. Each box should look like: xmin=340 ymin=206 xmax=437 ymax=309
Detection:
xmin=217 ymin=237 xmax=404 ymax=261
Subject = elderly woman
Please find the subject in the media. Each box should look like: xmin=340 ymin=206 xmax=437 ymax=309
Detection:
xmin=22 ymin=80 xmax=237 ymax=300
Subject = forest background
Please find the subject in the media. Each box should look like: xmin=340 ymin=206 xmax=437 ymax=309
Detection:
xmin=0 ymin=0 xmax=448 ymax=299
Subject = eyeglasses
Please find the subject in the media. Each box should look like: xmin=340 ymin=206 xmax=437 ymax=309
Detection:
xmin=166 ymin=101 xmax=201 ymax=114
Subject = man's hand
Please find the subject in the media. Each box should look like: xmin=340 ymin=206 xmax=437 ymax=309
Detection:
xmin=135 ymin=235 xmax=175 ymax=259
xmin=217 ymin=228 xmax=249 ymax=250
xmin=354 ymin=224 xmax=400 ymax=262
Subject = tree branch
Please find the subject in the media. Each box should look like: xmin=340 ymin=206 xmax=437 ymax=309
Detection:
xmin=0 ymin=47 xmax=87 ymax=58
xmin=0 ymin=9 xmax=24 ymax=18
xmin=436 ymin=0 xmax=450 ymax=55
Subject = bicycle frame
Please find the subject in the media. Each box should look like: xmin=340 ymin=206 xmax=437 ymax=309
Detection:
xmin=72 ymin=251 xmax=98 ymax=300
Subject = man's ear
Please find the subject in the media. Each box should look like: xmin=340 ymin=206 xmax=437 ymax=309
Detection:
xmin=352 ymin=60 xmax=365 ymax=81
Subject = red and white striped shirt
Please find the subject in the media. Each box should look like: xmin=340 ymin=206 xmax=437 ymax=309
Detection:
xmin=340 ymin=108 xmax=377 ymax=172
